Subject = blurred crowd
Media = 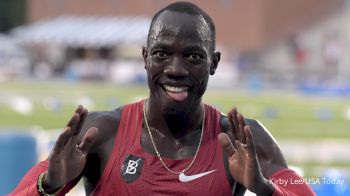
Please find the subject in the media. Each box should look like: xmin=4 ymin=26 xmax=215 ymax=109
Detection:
xmin=1 ymin=2 xmax=350 ymax=96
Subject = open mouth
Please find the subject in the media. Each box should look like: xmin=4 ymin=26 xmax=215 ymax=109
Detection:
xmin=162 ymin=84 xmax=189 ymax=102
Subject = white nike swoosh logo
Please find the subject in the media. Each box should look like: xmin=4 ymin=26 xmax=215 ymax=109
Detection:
xmin=179 ymin=169 xmax=216 ymax=182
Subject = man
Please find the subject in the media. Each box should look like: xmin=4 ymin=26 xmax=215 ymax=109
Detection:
xmin=9 ymin=2 xmax=315 ymax=195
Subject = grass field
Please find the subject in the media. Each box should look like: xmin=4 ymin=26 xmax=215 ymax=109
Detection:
xmin=0 ymin=80 xmax=349 ymax=140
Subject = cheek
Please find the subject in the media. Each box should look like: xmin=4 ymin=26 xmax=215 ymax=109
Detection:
xmin=199 ymin=75 xmax=209 ymax=88
xmin=146 ymin=63 xmax=163 ymax=82
xmin=193 ymin=69 xmax=210 ymax=91
xmin=195 ymin=67 xmax=210 ymax=81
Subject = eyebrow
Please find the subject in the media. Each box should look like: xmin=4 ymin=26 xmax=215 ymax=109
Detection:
xmin=149 ymin=43 xmax=173 ymax=51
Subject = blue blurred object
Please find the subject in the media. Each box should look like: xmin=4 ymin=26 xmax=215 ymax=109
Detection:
xmin=247 ymin=74 xmax=263 ymax=94
xmin=314 ymin=107 xmax=333 ymax=121
xmin=106 ymin=97 xmax=121 ymax=109
xmin=298 ymin=82 xmax=350 ymax=97
xmin=0 ymin=132 xmax=37 ymax=195
xmin=313 ymin=169 xmax=349 ymax=196
xmin=313 ymin=181 xmax=350 ymax=196
xmin=263 ymin=107 xmax=279 ymax=119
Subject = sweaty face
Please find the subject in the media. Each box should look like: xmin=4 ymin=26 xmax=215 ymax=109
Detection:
xmin=144 ymin=11 xmax=217 ymax=111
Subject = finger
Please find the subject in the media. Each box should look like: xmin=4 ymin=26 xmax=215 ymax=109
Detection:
xmin=244 ymin=125 xmax=256 ymax=156
xmin=227 ymin=109 xmax=238 ymax=141
xmin=77 ymin=127 xmax=98 ymax=155
xmin=66 ymin=105 xmax=83 ymax=126
xmin=218 ymin=132 xmax=236 ymax=157
xmin=66 ymin=112 xmax=79 ymax=128
xmin=51 ymin=127 xmax=71 ymax=155
xmin=237 ymin=113 xmax=247 ymax=144
xmin=235 ymin=139 xmax=248 ymax=153
xmin=231 ymin=108 xmax=239 ymax=135
xmin=71 ymin=105 xmax=85 ymax=132
xmin=70 ymin=113 xmax=81 ymax=133
xmin=78 ymin=108 xmax=88 ymax=129
xmin=75 ymin=104 xmax=84 ymax=115
xmin=72 ymin=108 xmax=88 ymax=136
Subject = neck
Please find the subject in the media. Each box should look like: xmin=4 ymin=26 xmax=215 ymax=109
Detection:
xmin=145 ymin=98 xmax=203 ymax=138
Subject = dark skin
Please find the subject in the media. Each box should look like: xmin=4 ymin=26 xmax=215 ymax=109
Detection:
xmin=43 ymin=11 xmax=287 ymax=195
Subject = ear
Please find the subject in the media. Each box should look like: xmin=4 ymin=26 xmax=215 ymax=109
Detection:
xmin=210 ymin=51 xmax=220 ymax=75
xmin=142 ymin=46 xmax=148 ymax=69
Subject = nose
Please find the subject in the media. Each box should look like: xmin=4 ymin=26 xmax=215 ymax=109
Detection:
xmin=164 ymin=57 xmax=189 ymax=78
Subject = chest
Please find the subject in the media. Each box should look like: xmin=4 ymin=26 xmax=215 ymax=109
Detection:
xmin=89 ymin=130 xmax=231 ymax=195
xmin=140 ymin=127 xmax=202 ymax=160
xmin=94 ymin=145 xmax=231 ymax=196
xmin=87 ymin=102 xmax=233 ymax=195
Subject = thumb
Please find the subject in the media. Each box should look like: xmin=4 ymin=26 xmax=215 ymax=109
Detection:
xmin=77 ymin=127 xmax=98 ymax=155
xmin=218 ymin=132 xmax=236 ymax=157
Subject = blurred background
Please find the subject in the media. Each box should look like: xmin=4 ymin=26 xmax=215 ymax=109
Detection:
xmin=0 ymin=0 xmax=349 ymax=195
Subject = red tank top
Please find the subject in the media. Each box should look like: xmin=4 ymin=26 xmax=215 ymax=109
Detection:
xmin=91 ymin=100 xmax=232 ymax=195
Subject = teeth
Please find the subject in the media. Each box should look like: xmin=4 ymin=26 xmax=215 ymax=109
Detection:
xmin=163 ymin=85 xmax=189 ymax=92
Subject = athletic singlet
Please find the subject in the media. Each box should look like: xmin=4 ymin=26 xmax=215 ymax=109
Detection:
xmin=91 ymin=100 xmax=232 ymax=196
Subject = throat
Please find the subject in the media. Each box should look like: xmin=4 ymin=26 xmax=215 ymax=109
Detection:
xmin=164 ymin=113 xmax=192 ymax=138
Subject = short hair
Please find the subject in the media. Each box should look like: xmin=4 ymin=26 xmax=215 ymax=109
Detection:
xmin=147 ymin=1 xmax=216 ymax=51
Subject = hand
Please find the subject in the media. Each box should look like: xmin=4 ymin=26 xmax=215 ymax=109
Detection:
xmin=43 ymin=105 xmax=98 ymax=192
xmin=218 ymin=108 xmax=274 ymax=195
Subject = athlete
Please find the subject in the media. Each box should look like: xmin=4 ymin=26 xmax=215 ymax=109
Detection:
xmin=9 ymin=2 xmax=315 ymax=195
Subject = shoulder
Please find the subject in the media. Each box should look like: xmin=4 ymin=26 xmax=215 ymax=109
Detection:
xmin=243 ymin=118 xmax=288 ymax=177
xmin=78 ymin=106 xmax=124 ymax=153
xmin=220 ymin=115 xmax=288 ymax=177
xmin=244 ymin=118 xmax=280 ymax=152
xmin=84 ymin=107 xmax=123 ymax=130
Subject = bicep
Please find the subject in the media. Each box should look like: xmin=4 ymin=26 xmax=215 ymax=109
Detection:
xmin=245 ymin=118 xmax=288 ymax=178
xmin=219 ymin=115 xmax=287 ymax=177
xmin=78 ymin=108 xmax=122 ymax=154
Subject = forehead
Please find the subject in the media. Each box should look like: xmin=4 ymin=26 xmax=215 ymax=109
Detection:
xmin=148 ymin=10 xmax=212 ymax=48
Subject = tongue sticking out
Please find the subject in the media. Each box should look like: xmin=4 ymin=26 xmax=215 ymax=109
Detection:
xmin=166 ymin=91 xmax=188 ymax=102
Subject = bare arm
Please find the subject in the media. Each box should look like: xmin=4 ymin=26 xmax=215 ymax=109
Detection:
xmin=7 ymin=106 xmax=98 ymax=195
xmin=8 ymin=106 xmax=122 ymax=196
xmin=219 ymin=108 xmax=315 ymax=195
xmin=78 ymin=108 xmax=122 ymax=193
xmin=244 ymin=118 xmax=287 ymax=177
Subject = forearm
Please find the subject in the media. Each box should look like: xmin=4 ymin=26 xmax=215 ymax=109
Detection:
xmin=269 ymin=168 xmax=316 ymax=196
xmin=6 ymin=161 xmax=48 ymax=196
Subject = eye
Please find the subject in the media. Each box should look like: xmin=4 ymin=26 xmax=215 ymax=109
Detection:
xmin=186 ymin=53 xmax=205 ymax=63
xmin=152 ymin=51 xmax=169 ymax=58
xmin=188 ymin=53 xmax=202 ymax=60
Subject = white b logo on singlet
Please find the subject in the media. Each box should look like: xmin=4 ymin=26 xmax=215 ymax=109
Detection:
xmin=121 ymin=154 xmax=144 ymax=183
xmin=123 ymin=158 xmax=142 ymax=175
